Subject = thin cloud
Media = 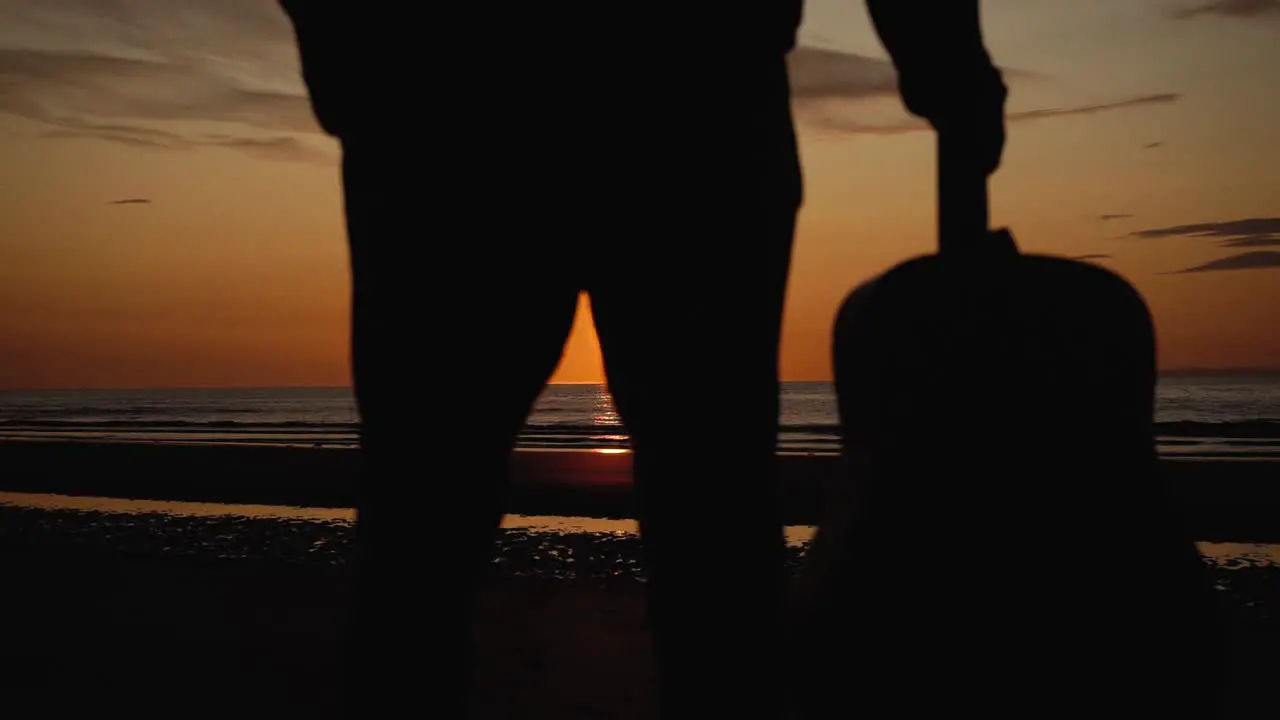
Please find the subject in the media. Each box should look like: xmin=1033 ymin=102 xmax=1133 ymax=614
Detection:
xmin=804 ymin=114 xmax=924 ymax=136
xmin=1070 ymin=254 xmax=1112 ymax=261
xmin=1144 ymin=141 xmax=1165 ymax=149
xmin=1169 ymin=0 xmax=1280 ymax=19
xmin=788 ymin=48 xmax=1177 ymax=137
xmin=1005 ymin=93 xmax=1181 ymax=122
xmin=788 ymin=48 xmax=898 ymax=102
xmin=788 ymin=47 xmax=1036 ymax=102
xmin=753 ymin=45 xmax=1134 ymax=138
xmin=37 ymin=115 xmax=332 ymax=164
xmin=0 ymin=45 xmax=327 ymax=164
xmin=1166 ymin=251 xmax=1280 ymax=274
xmin=1099 ymin=214 xmax=1133 ymax=221
xmin=1126 ymin=217 xmax=1280 ymax=248
xmin=198 ymin=132 xmax=332 ymax=164
xmin=1129 ymin=218 xmax=1280 ymax=237
xmin=1216 ymin=236 xmax=1280 ymax=248
xmin=107 ymin=198 xmax=150 ymax=205
xmin=806 ymin=92 xmax=1183 ymax=136
xmin=41 ymin=118 xmax=192 ymax=150
xmin=0 ymin=49 xmax=317 ymax=134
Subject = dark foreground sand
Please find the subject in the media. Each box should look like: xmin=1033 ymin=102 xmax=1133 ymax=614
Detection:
xmin=1 ymin=441 xmax=1278 ymax=717
xmin=1 ymin=548 xmax=660 ymax=719
xmin=0 ymin=502 xmax=805 ymax=719
xmin=0 ymin=502 xmax=1277 ymax=719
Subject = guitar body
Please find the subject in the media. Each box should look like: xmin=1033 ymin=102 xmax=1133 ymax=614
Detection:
xmin=790 ymin=233 xmax=1225 ymax=717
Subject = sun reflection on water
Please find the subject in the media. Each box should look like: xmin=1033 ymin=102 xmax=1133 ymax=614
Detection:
xmin=588 ymin=386 xmax=630 ymax=452
xmin=590 ymin=385 xmax=622 ymax=426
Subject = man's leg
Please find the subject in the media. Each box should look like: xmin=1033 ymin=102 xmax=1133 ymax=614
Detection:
xmin=281 ymin=3 xmax=590 ymax=714
xmin=338 ymin=138 xmax=581 ymax=716
xmin=588 ymin=53 xmax=802 ymax=718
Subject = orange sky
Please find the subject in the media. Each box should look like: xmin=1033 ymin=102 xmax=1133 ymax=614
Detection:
xmin=1 ymin=0 xmax=1279 ymax=389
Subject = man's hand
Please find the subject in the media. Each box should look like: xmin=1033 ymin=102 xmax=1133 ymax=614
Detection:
xmin=865 ymin=1 xmax=1008 ymax=176
xmin=904 ymin=63 xmax=1007 ymax=177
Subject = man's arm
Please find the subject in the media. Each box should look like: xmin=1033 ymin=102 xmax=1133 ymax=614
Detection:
xmin=864 ymin=1 xmax=1006 ymax=130
xmin=279 ymin=0 xmax=350 ymax=138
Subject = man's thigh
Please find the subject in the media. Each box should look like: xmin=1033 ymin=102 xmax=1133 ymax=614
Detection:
xmin=587 ymin=54 xmax=801 ymax=425
xmin=340 ymin=142 xmax=582 ymax=446
xmin=588 ymin=208 xmax=797 ymax=436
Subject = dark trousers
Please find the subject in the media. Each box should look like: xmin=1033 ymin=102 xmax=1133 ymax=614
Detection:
xmin=312 ymin=41 xmax=802 ymax=717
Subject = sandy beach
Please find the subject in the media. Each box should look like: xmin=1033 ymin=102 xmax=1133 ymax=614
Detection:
xmin=0 ymin=440 xmax=1277 ymax=718
xmin=2 ymin=440 xmax=1279 ymax=541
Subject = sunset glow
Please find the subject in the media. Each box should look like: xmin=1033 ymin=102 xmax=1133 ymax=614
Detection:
xmin=1 ymin=0 xmax=1278 ymax=389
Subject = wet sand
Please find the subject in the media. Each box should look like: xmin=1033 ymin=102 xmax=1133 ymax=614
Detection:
xmin=2 ymin=440 xmax=1280 ymax=541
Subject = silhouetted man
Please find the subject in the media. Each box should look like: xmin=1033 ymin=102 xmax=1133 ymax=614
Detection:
xmin=280 ymin=2 xmax=1005 ymax=717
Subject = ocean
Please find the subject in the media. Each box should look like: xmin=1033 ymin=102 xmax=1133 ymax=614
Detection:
xmin=1 ymin=376 xmax=1278 ymax=459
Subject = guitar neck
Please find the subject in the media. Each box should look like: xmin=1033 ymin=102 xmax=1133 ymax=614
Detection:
xmin=937 ymin=131 xmax=991 ymax=255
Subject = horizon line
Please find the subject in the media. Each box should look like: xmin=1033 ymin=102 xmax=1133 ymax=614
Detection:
xmin=3 ymin=368 xmax=1279 ymax=393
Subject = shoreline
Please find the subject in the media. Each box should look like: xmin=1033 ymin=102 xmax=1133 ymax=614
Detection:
xmin=1 ymin=439 xmax=1278 ymax=542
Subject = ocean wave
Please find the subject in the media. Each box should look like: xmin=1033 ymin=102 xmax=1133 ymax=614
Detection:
xmin=0 ymin=419 xmax=353 ymax=430
xmin=1 ymin=418 xmax=1278 ymax=438
xmin=3 ymin=420 xmax=1280 ymax=462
